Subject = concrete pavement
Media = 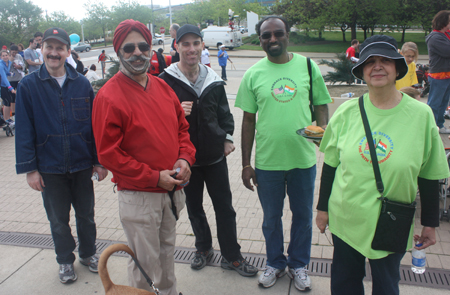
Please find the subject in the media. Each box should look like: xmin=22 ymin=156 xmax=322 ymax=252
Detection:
xmin=1 ymin=49 xmax=449 ymax=294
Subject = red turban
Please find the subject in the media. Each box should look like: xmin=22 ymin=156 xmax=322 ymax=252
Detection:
xmin=113 ymin=19 xmax=152 ymax=53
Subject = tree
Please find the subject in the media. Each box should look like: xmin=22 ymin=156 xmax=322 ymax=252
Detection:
xmin=319 ymin=53 xmax=354 ymax=85
xmin=39 ymin=11 xmax=81 ymax=37
xmin=110 ymin=1 xmax=153 ymax=30
xmin=83 ymin=1 xmax=111 ymax=47
xmin=0 ymin=0 xmax=42 ymax=46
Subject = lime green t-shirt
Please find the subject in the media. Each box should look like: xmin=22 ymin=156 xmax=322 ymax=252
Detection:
xmin=319 ymin=93 xmax=450 ymax=259
xmin=235 ymin=54 xmax=332 ymax=170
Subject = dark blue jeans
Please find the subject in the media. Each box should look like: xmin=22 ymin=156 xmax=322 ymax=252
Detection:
xmin=255 ymin=166 xmax=316 ymax=270
xmin=41 ymin=168 xmax=97 ymax=264
xmin=221 ymin=66 xmax=227 ymax=80
xmin=184 ymin=157 xmax=241 ymax=261
xmin=427 ymin=77 xmax=450 ymax=128
xmin=331 ymin=234 xmax=405 ymax=295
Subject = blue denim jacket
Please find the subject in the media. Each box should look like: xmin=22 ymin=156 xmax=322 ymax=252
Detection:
xmin=15 ymin=63 xmax=99 ymax=174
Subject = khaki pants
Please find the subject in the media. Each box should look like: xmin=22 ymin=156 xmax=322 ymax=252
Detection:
xmin=118 ymin=190 xmax=185 ymax=295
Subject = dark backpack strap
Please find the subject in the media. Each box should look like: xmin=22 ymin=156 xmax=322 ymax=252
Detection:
xmin=358 ymin=95 xmax=384 ymax=195
xmin=307 ymin=57 xmax=315 ymax=122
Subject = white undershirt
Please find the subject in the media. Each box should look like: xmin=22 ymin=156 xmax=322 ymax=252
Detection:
xmin=52 ymin=74 xmax=67 ymax=88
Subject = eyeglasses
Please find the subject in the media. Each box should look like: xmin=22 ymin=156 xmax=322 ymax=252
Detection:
xmin=121 ymin=42 xmax=151 ymax=54
xmin=260 ymin=31 xmax=285 ymax=40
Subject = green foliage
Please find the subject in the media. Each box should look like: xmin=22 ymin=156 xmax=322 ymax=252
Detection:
xmin=243 ymin=34 xmax=260 ymax=45
xmin=319 ymin=53 xmax=354 ymax=85
xmin=91 ymin=55 xmax=120 ymax=92
xmin=0 ymin=0 xmax=42 ymax=46
xmin=110 ymin=1 xmax=153 ymax=29
xmin=39 ymin=11 xmax=81 ymax=37
xmin=83 ymin=1 xmax=111 ymax=47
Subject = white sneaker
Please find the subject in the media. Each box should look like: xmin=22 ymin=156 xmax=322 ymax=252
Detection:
xmin=288 ymin=266 xmax=311 ymax=291
xmin=439 ymin=127 xmax=450 ymax=134
xmin=258 ymin=265 xmax=286 ymax=288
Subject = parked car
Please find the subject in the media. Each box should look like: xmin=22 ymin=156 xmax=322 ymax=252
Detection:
xmin=152 ymin=37 xmax=164 ymax=45
xmin=239 ymin=26 xmax=248 ymax=34
xmin=73 ymin=42 xmax=92 ymax=52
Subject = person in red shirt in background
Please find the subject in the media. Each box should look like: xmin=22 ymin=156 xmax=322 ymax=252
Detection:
xmin=149 ymin=48 xmax=171 ymax=76
xmin=97 ymin=50 xmax=107 ymax=74
xmin=92 ymin=19 xmax=195 ymax=295
xmin=346 ymin=39 xmax=359 ymax=63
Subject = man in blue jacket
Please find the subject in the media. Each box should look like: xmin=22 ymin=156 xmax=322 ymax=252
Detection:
xmin=15 ymin=27 xmax=108 ymax=284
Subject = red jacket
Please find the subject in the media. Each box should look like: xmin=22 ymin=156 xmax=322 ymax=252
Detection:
xmin=92 ymin=72 xmax=196 ymax=192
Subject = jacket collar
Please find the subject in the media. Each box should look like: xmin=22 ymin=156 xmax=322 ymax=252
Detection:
xmin=37 ymin=62 xmax=79 ymax=82
xmin=164 ymin=63 xmax=225 ymax=94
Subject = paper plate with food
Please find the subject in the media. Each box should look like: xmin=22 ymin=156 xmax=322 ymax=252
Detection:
xmin=296 ymin=125 xmax=325 ymax=142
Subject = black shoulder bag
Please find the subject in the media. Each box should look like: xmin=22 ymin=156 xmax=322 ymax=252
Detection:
xmin=307 ymin=57 xmax=315 ymax=122
xmin=359 ymin=96 xmax=416 ymax=253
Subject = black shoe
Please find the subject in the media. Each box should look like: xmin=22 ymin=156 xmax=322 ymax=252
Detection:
xmin=190 ymin=247 xmax=214 ymax=270
xmin=221 ymin=256 xmax=258 ymax=277
xmin=223 ymin=78 xmax=227 ymax=81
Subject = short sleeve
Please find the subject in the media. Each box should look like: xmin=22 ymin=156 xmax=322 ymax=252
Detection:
xmin=311 ymin=60 xmax=332 ymax=106
xmin=235 ymin=72 xmax=258 ymax=114
xmin=419 ymin=117 xmax=450 ymax=180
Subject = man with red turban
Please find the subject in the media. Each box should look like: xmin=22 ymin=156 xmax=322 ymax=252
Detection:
xmin=92 ymin=19 xmax=196 ymax=294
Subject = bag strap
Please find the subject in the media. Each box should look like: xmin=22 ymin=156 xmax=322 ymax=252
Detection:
xmin=307 ymin=57 xmax=313 ymax=109
xmin=358 ymin=95 xmax=385 ymax=196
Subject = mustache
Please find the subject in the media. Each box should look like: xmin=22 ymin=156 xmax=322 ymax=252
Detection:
xmin=47 ymin=55 xmax=61 ymax=60
xmin=123 ymin=54 xmax=150 ymax=63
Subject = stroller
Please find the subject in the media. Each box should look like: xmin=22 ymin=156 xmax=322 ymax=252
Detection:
xmin=413 ymin=63 xmax=430 ymax=98
xmin=0 ymin=108 xmax=15 ymax=137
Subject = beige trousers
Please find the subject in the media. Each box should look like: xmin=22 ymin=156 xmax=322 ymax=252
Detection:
xmin=118 ymin=189 xmax=185 ymax=295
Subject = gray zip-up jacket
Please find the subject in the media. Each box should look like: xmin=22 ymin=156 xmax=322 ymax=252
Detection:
xmin=425 ymin=31 xmax=450 ymax=74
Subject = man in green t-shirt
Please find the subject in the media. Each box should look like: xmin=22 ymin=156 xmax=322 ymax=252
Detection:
xmin=235 ymin=15 xmax=331 ymax=291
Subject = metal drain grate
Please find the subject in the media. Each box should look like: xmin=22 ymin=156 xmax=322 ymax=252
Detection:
xmin=1 ymin=231 xmax=449 ymax=290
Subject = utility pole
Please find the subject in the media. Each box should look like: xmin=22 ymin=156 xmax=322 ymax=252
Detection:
xmin=169 ymin=0 xmax=172 ymax=28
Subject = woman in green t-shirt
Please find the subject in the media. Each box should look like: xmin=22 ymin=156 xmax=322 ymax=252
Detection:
xmin=316 ymin=35 xmax=449 ymax=295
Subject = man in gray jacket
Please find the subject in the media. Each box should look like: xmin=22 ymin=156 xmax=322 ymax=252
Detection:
xmin=159 ymin=24 xmax=258 ymax=277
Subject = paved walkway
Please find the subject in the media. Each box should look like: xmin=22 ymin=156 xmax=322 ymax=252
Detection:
xmin=1 ymin=50 xmax=449 ymax=294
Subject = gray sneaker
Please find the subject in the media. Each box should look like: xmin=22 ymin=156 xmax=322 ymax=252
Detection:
xmin=288 ymin=267 xmax=311 ymax=291
xmin=59 ymin=263 xmax=77 ymax=284
xmin=439 ymin=127 xmax=450 ymax=134
xmin=191 ymin=247 xmax=214 ymax=270
xmin=258 ymin=266 xmax=286 ymax=288
xmin=79 ymin=254 xmax=99 ymax=273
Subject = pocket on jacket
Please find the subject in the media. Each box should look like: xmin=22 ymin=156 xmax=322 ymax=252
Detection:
xmin=36 ymin=135 xmax=63 ymax=168
xmin=71 ymin=97 xmax=90 ymax=121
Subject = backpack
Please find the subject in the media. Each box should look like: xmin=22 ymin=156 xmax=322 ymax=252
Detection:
xmin=149 ymin=50 xmax=167 ymax=75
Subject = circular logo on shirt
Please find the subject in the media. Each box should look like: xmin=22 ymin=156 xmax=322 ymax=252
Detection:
xmin=358 ymin=131 xmax=394 ymax=164
xmin=271 ymin=77 xmax=297 ymax=103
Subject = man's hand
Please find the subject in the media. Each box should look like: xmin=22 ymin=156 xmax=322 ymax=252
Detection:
xmin=181 ymin=101 xmax=193 ymax=117
xmin=173 ymin=159 xmax=191 ymax=186
xmin=224 ymin=140 xmax=235 ymax=156
xmin=316 ymin=210 xmax=329 ymax=233
xmin=27 ymin=171 xmax=45 ymax=192
xmin=93 ymin=166 xmax=108 ymax=181
xmin=414 ymin=226 xmax=436 ymax=250
xmin=242 ymin=166 xmax=257 ymax=191
xmin=11 ymin=89 xmax=16 ymax=94
xmin=158 ymin=169 xmax=184 ymax=191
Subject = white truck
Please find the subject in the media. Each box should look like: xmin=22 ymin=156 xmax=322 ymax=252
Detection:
xmin=201 ymin=26 xmax=243 ymax=50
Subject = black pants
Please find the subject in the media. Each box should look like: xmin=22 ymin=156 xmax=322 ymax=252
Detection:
xmin=41 ymin=168 xmax=97 ymax=264
xmin=331 ymin=234 xmax=405 ymax=295
xmin=184 ymin=157 xmax=241 ymax=261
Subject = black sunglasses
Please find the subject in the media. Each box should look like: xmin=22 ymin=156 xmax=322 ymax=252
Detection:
xmin=260 ymin=31 xmax=285 ymax=40
xmin=122 ymin=42 xmax=151 ymax=53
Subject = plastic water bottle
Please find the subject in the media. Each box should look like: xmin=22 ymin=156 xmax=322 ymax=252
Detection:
xmin=340 ymin=92 xmax=355 ymax=98
xmin=411 ymin=242 xmax=426 ymax=274
xmin=91 ymin=172 xmax=99 ymax=181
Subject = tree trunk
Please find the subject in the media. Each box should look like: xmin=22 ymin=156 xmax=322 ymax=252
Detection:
xmin=103 ymin=27 xmax=107 ymax=47
xmin=363 ymin=29 xmax=367 ymax=40
xmin=319 ymin=29 xmax=322 ymax=39
xmin=351 ymin=23 xmax=357 ymax=40
xmin=401 ymin=28 xmax=406 ymax=43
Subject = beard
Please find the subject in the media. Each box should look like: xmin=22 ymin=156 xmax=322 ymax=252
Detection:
xmin=118 ymin=51 xmax=151 ymax=75
xmin=266 ymin=42 xmax=284 ymax=57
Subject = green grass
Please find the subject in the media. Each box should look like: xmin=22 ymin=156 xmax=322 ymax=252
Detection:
xmin=242 ymin=30 xmax=429 ymax=54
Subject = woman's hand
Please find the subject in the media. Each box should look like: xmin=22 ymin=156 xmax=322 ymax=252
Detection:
xmin=413 ymin=226 xmax=436 ymax=250
xmin=316 ymin=210 xmax=329 ymax=233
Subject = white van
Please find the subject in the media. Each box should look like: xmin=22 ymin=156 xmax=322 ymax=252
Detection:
xmin=201 ymin=26 xmax=243 ymax=50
